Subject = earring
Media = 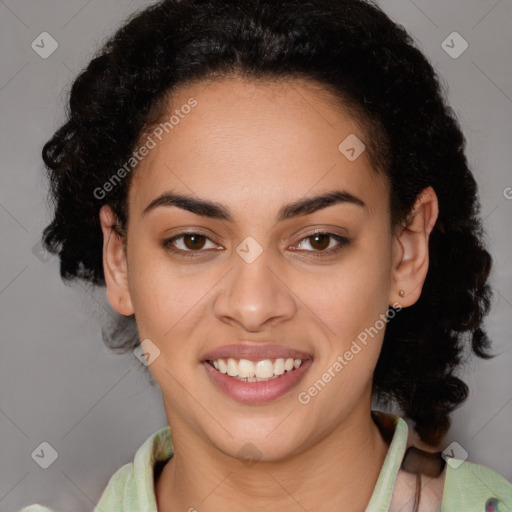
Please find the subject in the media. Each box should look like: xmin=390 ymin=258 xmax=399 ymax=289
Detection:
xmin=399 ymin=289 xmax=405 ymax=297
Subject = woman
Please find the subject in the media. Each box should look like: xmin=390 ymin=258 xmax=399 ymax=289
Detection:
xmin=20 ymin=0 xmax=511 ymax=511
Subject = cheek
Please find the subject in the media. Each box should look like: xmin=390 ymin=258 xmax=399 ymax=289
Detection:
xmin=315 ymin=240 xmax=393 ymax=338
xmin=130 ymin=270 xmax=206 ymax=337
xmin=126 ymin=248 xmax=227 ymax=366
xmin=125 ymin=242 xmax=200 ymax=336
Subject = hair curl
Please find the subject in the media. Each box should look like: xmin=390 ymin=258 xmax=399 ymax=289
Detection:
xmin=41 ymin=0 xmax=494 ymax=445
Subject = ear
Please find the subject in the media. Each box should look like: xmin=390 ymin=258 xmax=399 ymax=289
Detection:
xmin=389 ymin=186 xmax=439 ymax=307
xmin=99 ymin=205 xmax=134 ymax=316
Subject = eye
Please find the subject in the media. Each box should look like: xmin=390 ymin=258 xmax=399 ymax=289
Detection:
xmin=162 ymin=230 xmax=350 ymax=259
xmin=291 ymin=232 xmax=350 ymax=257
xmin=162 ymin=232 xmax=220 ymax=257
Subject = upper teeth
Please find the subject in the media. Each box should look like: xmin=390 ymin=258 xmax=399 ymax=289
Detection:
xmin=210 ymin=358 xmax=303 ymax=378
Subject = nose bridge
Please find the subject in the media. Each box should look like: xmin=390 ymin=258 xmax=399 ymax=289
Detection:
xmin=213 ymin=235 xmax=296 ymax=330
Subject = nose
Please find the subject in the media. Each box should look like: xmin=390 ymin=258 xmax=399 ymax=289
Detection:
xmin=213 ymin=245 xmax=297 ymax=332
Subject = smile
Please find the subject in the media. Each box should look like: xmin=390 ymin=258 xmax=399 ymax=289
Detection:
xmin=206 ymin=357 xmax=304 ymax=381
xmin=203 ymin=357 xmax=313 ymax=404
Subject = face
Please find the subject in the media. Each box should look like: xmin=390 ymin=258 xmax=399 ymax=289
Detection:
xmin=100 ymin=75 xmax=437 ymax=462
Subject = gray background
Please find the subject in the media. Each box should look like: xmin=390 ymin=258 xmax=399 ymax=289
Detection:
xmin=1 ymin=1 xmax=511 ymax=511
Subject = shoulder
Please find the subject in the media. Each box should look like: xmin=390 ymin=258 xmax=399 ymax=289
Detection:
xmin=442 ymin=459 xmax=512 ymax=511
xmin=95 ymin=426 xmax=172 ymax=510
xmin=93 ymin=462 xmax=134 ymax=509
xmin=391 ymin=438 xmax=512 ymax=512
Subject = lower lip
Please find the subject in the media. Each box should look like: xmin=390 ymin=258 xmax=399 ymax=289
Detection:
xmin=202 ymin=359 xmax=313 ymax=404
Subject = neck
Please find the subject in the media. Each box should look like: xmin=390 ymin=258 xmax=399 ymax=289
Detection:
xmin=155 ymin=402 xmax=390 ymax=512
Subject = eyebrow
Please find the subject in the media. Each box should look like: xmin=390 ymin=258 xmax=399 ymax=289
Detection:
xmin=142 ymin=189 xmax=366 ymax=222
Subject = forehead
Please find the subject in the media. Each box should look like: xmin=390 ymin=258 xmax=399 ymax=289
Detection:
xmin=128 ymin=75 xmax=388 ymax=219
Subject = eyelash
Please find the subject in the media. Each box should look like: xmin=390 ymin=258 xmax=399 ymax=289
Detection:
xmin=161 ymin=230 xmax=350 ymax=259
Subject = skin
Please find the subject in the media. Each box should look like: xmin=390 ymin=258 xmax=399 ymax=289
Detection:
xmin=99 ymin=75 xmax=438 ymax=511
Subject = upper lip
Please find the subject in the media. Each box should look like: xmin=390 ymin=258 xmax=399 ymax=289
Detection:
xmin=201 ymin=343 xmax=313 ymax=362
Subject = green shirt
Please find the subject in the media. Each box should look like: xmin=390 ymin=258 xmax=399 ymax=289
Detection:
xmin=20 ymin=411 xmax=512 ymax=511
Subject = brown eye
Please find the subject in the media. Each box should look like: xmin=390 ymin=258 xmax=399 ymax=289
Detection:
xmin=182 ymin=234 xmax=207 ymax=250
xmin=308 ymin=233 xmax=331 ymax=251
xmin=162 ymin=232 xmax=219 ymax=257
xmin=291 ymin=232 xmax=350 ymax=258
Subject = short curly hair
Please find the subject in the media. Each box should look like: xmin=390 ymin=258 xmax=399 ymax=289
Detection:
xmin=41 ymin=0 xmax=494 ymax=445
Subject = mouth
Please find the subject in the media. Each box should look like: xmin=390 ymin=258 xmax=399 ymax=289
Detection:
xmin=201 ymin=351 xmax=314 ymax=404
